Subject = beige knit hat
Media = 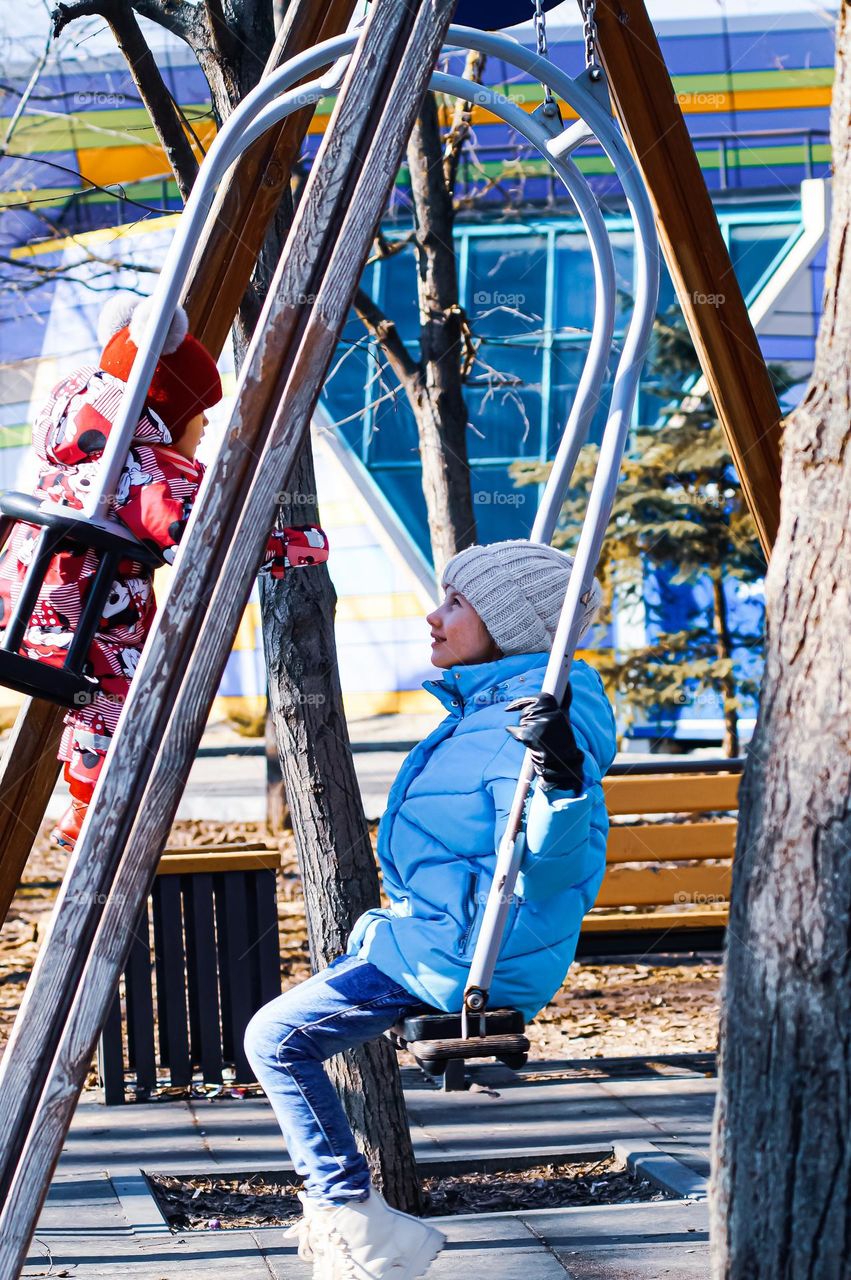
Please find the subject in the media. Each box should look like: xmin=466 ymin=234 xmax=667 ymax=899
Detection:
xmin=441 ymin=540 xmax=602 ymax=656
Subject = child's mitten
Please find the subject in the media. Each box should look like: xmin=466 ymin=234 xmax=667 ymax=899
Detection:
xmin=263 ymin=525 xmax=329 ymax=580
xmin=505 ymin=688 xmax=585 ymax=794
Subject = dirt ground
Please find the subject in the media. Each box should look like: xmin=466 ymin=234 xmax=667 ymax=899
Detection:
xmin=0 ymin=819 xmax=722 ymax=1064
xmin=149 ymin=1155 xmax=672 ymax=1231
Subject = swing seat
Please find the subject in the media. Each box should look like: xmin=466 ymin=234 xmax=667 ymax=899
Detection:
xmin=0 ymin=491 xmax=163 ymax=709
xmin=387 ymin=1006 xmax=529 ymax=1088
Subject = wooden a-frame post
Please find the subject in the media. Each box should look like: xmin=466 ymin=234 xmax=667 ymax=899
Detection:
xmin=0 ymin=2 xmax=458 ymax=1264
xmin=595 ymin=0 xmax=783 ymax=557
xmin=0 ymin=0 xmax=357 ymax=928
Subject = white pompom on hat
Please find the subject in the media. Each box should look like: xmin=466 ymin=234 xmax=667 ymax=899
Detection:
xmin=97 ymin=293 xmax=189 ymax=355
xmin=441 ymin=539 xmax=602 ymax=655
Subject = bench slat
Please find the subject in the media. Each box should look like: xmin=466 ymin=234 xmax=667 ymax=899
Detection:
xmin=595 ymin=861 xmax=732 ymax=909
xmin=603 ymin=772 xmax=740 ymax=815
xmin=606 ymin=819 xmax=737 ymax=863
xmin=158 ymin=850 xmax=281 ymax=875
xmin=581 ymin=906 xmax=729 ymax=932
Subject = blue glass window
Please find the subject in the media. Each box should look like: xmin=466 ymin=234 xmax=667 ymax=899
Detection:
xmin=467 ymin=235 xmax=548 ymax=340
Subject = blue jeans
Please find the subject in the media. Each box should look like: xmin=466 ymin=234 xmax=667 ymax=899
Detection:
xmin=244 ymin=954 xmax=417 ymax=1204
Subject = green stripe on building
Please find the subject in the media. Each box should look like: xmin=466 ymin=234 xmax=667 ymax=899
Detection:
xmin=1 ymin=63 xmax=834 ymax=155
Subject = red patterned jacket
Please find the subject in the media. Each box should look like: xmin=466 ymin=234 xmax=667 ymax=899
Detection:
xmin=0 ymin=367 xmax=328 ymax=783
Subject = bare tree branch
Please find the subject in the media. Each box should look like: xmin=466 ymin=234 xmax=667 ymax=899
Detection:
xmin=442 ymin=49 xmax=486 ymax=193
xmin=53 ymin=0 xmax=201 ymax=200
xmin=353 ymin=286 xmax=420 ymax=389
xmin=130 ymin=0 xmax=199 ymax=44
xmin=0 ymin=28 xmax=52 ymax=160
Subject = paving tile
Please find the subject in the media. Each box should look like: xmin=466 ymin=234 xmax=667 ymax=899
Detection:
xmin=27 ymin=1064 xmax=718 ymax=1279
xmin=525 ymin=1201 xmax=710 ymax=1280
xmin=255 ymin=1215 xmax=574 ymax=1280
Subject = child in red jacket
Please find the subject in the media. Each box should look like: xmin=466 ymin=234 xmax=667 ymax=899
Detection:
xmin=0 ymin=295 xmax=328 ymax=849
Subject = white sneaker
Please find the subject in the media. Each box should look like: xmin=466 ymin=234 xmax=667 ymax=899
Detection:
xmin=308 ymin=1185 xmax=445 ymax=1279
xmin=285 ymin=1191 xmax=336 ymax=1279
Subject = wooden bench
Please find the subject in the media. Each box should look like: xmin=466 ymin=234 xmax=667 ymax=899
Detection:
xmin=576 ymin=760 xmax=741 ymax=958
xmin=98 ymin=844 xmax=282 ymax=1103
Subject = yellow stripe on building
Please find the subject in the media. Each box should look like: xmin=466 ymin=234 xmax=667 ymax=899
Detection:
xmin=337 ymin=592 xmax=425 ymax=622
xmin=11 ymin=214 xmax=182 ymax=259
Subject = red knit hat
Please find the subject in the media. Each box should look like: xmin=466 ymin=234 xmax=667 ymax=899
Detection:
xmin=97 ymin=295 xmax=222 ymax=441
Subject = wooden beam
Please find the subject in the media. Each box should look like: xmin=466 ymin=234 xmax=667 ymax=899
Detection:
xmin=0 ymin=0 xmax=357 ymax=930
xmin=183 ymin=0 xmax=359 ymax=352
xmin=0 ymin=0 xmax=457 ymax=1260
xmin=582 ymin=906 xmax=729 ymax=932
xmin=607 ymin=818 xmax=738 ymax=863
xmin=595 ymin=861 xmax=732 ymax=909
xmin=594 ymin=0 xmax=782 ymax=555
xmin=157 ymin=849 xmax=281 ymax=875
xmin=0 ymin=700 xmax=63 ymax=925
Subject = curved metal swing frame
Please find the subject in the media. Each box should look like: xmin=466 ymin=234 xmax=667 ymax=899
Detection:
xmin=2 ymin=24 xmax=659 ymax=1057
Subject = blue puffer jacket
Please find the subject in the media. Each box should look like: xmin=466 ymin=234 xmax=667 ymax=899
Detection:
xmin=347 ymin=651 xmax=617 ymax=1021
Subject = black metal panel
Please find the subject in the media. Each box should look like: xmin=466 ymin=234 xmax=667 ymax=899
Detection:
xmin=106 ymin=859 xmax=281 ymax=1100
xmin=98 ymin=986 xmax=126 ymax=1106
xmin=252 ymin=868 xmax=281 ymax=1009
xmin=214 ymin=871 xmax=254 ymax=1083
xmin=125 ymin=901 xmax=157 ymax=1097
xmin=184 ymin=872 xmax=223 ymax=1085
xmin=152 ymin=876 xmax=192 ymax=1087
xmin=574 ymin=925 xmax=726 ymax=960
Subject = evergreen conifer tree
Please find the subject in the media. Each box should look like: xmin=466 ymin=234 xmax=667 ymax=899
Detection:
xmin=513 ymin=310 xmax=786 ymax=755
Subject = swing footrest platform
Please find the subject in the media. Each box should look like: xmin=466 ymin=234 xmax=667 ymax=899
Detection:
xmin=0 ymin=648 xmax=96 ymax=706
xmin=388 ymin=1006 xmax=529 ymax=1078
xmin=408 ymin=1032 xmax=530 ymax=1067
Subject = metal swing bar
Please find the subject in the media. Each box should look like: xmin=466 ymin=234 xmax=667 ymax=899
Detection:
xmin=88 ymin=24 xmax=654 ymax=1068
xmin=448 ymin=28 xmax=660 ymax=1034
xmin=0 ymin=47 xmax=356 ymax=712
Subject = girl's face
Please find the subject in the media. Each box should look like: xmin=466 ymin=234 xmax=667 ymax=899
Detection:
xmin=427 ymin=587 xmax=501 ymax=669
xmin=172 ymin=411 xmax=208 ymax=460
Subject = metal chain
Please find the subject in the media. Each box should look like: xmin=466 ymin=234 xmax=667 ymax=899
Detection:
xmin=533 ymin=0 xmax=556 ymax=110
xmin=578 ymin=0 xmax=602 ymax=77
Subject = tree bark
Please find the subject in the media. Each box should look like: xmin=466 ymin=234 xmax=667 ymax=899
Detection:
xmin=709 ymin=567 xmax=739 ymax=758
xmin=710 ymin=6 xmax=851 ymax=1275
xmin=405 ymin=91 xmax=477 ymax=571
xmin=264 ymin=700 xmax=288 ymax=834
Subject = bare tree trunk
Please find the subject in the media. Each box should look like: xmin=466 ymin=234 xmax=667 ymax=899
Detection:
xmin=709 ymin=567 xmax=739 ymax=758
xmin=352 ymin=61 xmax=485 ymax=575
xmin=709 ymin=7 xmax=851 ymax=1275
xmin=406 ymin=91 xmax=477 ymax=570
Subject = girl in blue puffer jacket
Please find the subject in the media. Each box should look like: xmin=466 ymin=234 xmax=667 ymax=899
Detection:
xmin=245 ymin=540 xmax=616 ymax=1280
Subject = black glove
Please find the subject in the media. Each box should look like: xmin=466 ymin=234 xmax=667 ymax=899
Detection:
xmin=505 ymin=689 xmax=585 ymax=794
